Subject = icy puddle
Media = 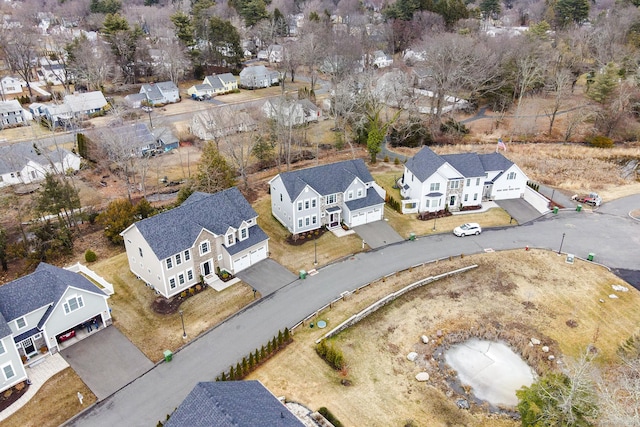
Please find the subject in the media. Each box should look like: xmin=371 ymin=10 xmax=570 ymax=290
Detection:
xmin=444 ymin=338 xmax=536 ymax=406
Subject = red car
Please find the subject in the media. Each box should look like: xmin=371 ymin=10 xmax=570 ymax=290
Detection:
xmin=57 ymin=329 xmax=76 ymax=342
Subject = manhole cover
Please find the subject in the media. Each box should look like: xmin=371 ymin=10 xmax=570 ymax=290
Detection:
xmin=317 ymin=320 xmax=327 ymax=328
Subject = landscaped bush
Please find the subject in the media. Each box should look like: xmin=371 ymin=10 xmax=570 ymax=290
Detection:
xmin=84 ymin=249 xmax=97 ymax=263
xmin=318 ymin=407 xmax=345 ymax=427
xmin=386 ymin=196 xmax=401 ymax=213
xmin=316 ymin=340 xmax=345 ymax=370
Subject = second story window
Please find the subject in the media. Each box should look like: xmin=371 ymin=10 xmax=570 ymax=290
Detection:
xmin=430 ymin=183 xmax=440 ymax=192
xmin=297 ymin=201 xmax=303 ymax=211
xmin=63 ymin=296 xmax=84 ymax=314
xmin=200 ymin=241 xmax=210 ymax=255
xmin=326 ymin=194 xmax=336 ymax=204
xmin=311 ymin=198 xmax=316 ymax=208
xmin=184 ymin=250 xmax=191 ymax=261
xmin=166 ymin=258 xmax=173 ymax=269
xmin=227 ymin=234 xmax=235 ymax=245
xmin=175 ymin=253 xmax=182 ymax=265
xmin=15 ymin=317 xmax=26 ymax=329
xmin=240 ymin=228 xmax=247 ymax=239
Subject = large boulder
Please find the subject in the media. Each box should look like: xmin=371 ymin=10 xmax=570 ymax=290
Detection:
xmin=415 ymin=372 xmax=429 ymax=381
xmin=421 ymin=335 xmax=429 ymax=344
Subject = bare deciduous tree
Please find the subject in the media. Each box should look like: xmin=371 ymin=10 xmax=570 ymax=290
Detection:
xmin=0 ymin=27 xmax=39 ymax=98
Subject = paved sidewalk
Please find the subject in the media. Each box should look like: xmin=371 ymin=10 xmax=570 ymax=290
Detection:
xmin=0 ymin=354 xmax=69 ymax=422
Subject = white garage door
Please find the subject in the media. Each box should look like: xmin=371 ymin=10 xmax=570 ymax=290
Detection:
xmin=250 ymin=246 xmax=267 ymax=264
xmin=351 ymin=211 xmax=366 ymax=227
xmin=233 ymin=254 xmax=251 ymax=272
xmin=366 ymin=207 xmax=382 ymax=223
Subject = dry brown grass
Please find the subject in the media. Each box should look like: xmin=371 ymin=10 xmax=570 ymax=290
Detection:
xmin=2 ymin=368 xmax=95 ymax=427
xmin=253 ymin=196 xmax=363 ymax=272
xmin=90 ymin=253 xmax=256 ymax=362
xmin=248 ymin=249 xmax=640 ymax=427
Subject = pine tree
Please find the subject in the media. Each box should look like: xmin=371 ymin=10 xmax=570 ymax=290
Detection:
xmin=260 ymin=345 xmax=266 ymax=361
xmin=229 ymin=365 xmax=235 ymax=380
xmin=284 ymin=327 xmax=290 ymax=343
xmin=248 ymin=352 xmax=255 ymax=370
xmin=241 ymin=357 xmax=248 ymax=375
xmin=236 ymin=362 xmax=242 ymax=378
xmin=277 ymin=330 xmax=284 ymax=348
xmin=267 ymin=340 xmax=272 ymax=355
xmin=195 ymin=141 xmax=236 ymax=194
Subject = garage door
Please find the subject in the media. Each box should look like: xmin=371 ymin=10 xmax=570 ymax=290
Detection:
xmin=233 ymin=254 xmax=251 ymax=272
xmin=250 ymin=246 xmax=267 ymax=264
xmin=351 ymin=211 xmax=366 ymax=227
xmin=366 ymin=207 xmax=382 ymax=223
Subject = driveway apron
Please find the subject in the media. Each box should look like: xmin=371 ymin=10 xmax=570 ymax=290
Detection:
xmin=235 ymin=259 xmax=297 ymax=296
xmin=353 ymin=220 xmax=405 ymax=249
xmin=495 ymin=199 xmax=544 ymax=225
xmin=60 ymin=326 xmax=153 ymax=400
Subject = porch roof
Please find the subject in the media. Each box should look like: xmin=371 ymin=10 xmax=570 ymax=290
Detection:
xmin=14 ymin=327 xmax=40 ymax=343
xmin=426 ymin=192 xmax=443 ymax=197
xmin=326 ymin=206 xmax=341 ymax=213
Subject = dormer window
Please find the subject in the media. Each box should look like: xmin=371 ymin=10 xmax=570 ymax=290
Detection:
xmin=357 ymin=188 xmax=363 ymax=197
xmin=348 ymin=190 xmax=353 ymax=200
xmin=240 ymin=228 xmax=248 ymax=240
xmin=227 ymin=233 xmax=235 ymax=245
xmin=15 ymin=317 xmax=26 ymax=329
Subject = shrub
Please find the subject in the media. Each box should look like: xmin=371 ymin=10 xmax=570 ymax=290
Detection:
xmin=316 ymin=340 xmax=345 ymax=370
xmin=394 ymin=157 xmax=400 ymax=165
xmin=84 ymin=249 xmax=97 ymax=263
xmin=587 ymin=135 xmax=614 ymax=148
xmin=383 ymin=155 xmax=389 ymax=162
xmin=318 ymin=407 xmax=345 ymax=427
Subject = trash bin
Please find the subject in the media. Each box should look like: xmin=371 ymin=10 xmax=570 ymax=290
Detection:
xmin=299 ymin=270 xmax=307 ymax=279
xmin=587 ymin=253 xmax=595 ymax=262
xmin=163 ymin=350 xmax=173 ymax=362
xmin=409 ymin=232 xmax=416 ymax=241
xmin=576 ymin=204 xmax=582 ymax=212
xmin=553 ymin=206 xmax=559 ymax=214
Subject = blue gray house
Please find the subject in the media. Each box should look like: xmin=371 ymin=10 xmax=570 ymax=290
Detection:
xmin=165 ymin=381 xmax=305 ymax=427
xmin=269 ymin=159 xmax=386 ymax=234
xmin=121 ymin=188 xmax=269 ymax=298
xmin=140 ymin=81 xmax=180 ymax=106
xmin=0 ymin=263 xmax=111 ymax=394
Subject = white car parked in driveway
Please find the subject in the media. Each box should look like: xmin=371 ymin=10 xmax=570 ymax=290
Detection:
xmin=453 ymin=223 xmax=482 ymax=237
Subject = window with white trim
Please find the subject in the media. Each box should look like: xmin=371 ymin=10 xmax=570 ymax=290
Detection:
xmin=200 ymin=241 xmax=210 ymax=255
xmin=280 ymin=194 xmax=283 ymax=202
xmin=466 ymin=179 xmax=470 ymax=186
xmin=348 ymin=190 xmax=353 ymax=200
xmin=175 ymin=253 xmax=182 ymax=265
xmin=63 ymin=296 xmax=84 ymax=314
xmin=184 ymin=250 xmax=190 ymax=261
xmin=240 ymin=228 xmax=247 ymax=240
xmin=166 ymin=258 xmax=173 ymax=269
xmin=429 ymin=183 xmax=440 ymax=191
xmin=326 ymin=194 xmax=336 ymax=204
xmin=305 ymin=200 xmax=309 ymax=209
xmin=178 ymin=273 xmax=185 ymax=285
xmin=2 ymin=363 xmax=15 ymax=380
xmin=187 ymin=269 xmax=194 ymax=281
xmin=0 ymin=340 xmax=5 ymax=355
xmin=473 ymin=193 xmax=478 ymax=201
xmin=305 ymin=216 xmax=310 ymax=226
xmin=15 ymin=317 xmax=26 ymax=329
xmin=297 ymin=201 xmax=303 ymax=211
xmin=464 ymin=194 xmax=468 ymax=202
xmin=357 ymin=188 xmax=363 ymax=197
xmin=298 ymin=218 xmax=303 ymax=228
xmin=450 ymin=180 xmax=460 ymax=189
xmin=169 ymin=277 xmax=176 ymax=289
xmin=507 ymin=172 xmax=516 ymax=180
xmin=476 ymin=178 xmax=481 ymax=185
xmin=425 ymin=200 xmax=430 ymax=208
xmin=311 ymin=198 xmax=316 ymax=208
xmin=227 ymin=234 xmax=235 ymax=245
xmin=312 ymin=215 xmax=317 ymax=225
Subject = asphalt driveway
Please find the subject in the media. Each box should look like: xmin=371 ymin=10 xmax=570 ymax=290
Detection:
xmin=60 ymin=326 xmax=153 ymax=400
xmin=495 ymin=199 xmax=543 ymax=225
xmin=235 ymin=258 xmax=297 ymax=296
xmin=353 ymin=220 xmax=405 ymax=249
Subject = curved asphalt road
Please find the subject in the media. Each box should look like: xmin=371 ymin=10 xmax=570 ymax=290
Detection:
xmin=67 ymin=194 xmax=640 ymax=426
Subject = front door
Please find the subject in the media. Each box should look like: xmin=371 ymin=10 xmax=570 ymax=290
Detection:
xmin=449 ymin=196 xmax=456 ymax=207
xmin=330 ymin=213 xmax=340 ymax=228
xmin=22 ymin=337 xmax=36 ymax=355
xmin=202 ymin=261 xmax=212 ymax=276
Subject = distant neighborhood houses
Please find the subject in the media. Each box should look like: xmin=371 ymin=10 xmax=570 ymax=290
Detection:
xmin=29 ymin=91 xmax=108 ymax=127
xmin=0 ymin=141 xmax=82 ymax=188
xmin=86 ymin=122 xmax=179 ymax=157
xmin=263 ymin=97 xmax=321 ymax=127
xmin=187 ymin=74 xmax=238 ymax=99
xmin=400 ymin=146 xmax=529 ymax=214
xmin=190 ymin=107 xmax=257 ymax=140
xmin=0 ymin=76 xmax=27 ymax=96
xmin=139 ymin=81 xmax=180 ymax=106
xmin=0 ymin=263 xmax=111 ymax=395
xmin=121 ymin=188 xmax=270 ymax=299
xmin=239 ymin=65 xmax=280 ymax=89
xmin=0 ymin=100 xmax=33 ymax=129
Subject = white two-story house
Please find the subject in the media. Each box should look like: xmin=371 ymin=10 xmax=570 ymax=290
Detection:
xmin=269 ymin=159 xmax=386 ymax=234
xmin=400 ymin=146 xmax=529 ymax=214
xmin=121 ymin=188 xmax=269 ymax=298
xmin=0 ymin=263 xmax=111 ymax=394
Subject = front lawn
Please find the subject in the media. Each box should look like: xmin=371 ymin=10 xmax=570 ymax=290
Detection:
xmin=89 ymin=253 xmax=256 ymax=362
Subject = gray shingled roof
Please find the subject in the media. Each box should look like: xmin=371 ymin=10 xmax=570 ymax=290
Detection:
xmin=0 ymin=100 xmax=22 ymax=114
xmin=203 ymin=76 xmax=224 ymax=90
xmin=479 ymin=152 xmax=514 ymax=172
xmin=0 ymin=142 xmax=75 ymax=175
xmin=278 ymin=159 xmax=374 ymax=201
xmin=441 ymin=152 xmax=485 ymax=178
xmin=217 ymin=73 xmax=236 ymax=84
xmin=0 ymin=263 xmax=106 ymax=323
xmin=165 ymin=381 xmax=305 ymax=427
xmin=133 ymin=188 xmax=262 ymax=261
xmin=0 ymin=311 xmax=12 ymax=339
xmin=225 ymin=226 xmax=269 ymax=256
xmin=405 ymin=146 xmax=446 ymax=182
xmin=345 ymin=187 xmax=385 ymax=211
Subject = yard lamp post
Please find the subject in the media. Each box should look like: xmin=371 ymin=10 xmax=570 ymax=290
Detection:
xmin=314 ymin=241 xmax=318 ymax=266
xmin=179 ymin=310 xmax=187 ymax=339
xmin=558 ymin=232 xmax=566 ymax=255
xmin=432 ymin=216 xmax=437 ymax=232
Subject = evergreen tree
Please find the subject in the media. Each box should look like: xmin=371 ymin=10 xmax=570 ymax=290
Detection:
xmin=260 ymin=345 xmax=266 ymax=361
xmin=480 ymin=0 xmax=501 ymax=19
xmin=555 ymin=0 xmax=589 ymax=28
xmin=195 ymin=142 xmax=236 ymax=194
xmin=97 ymin=199 xmax=136 ymax=244
xmin=277 ymin=330 xmax=283 ymax=348
xmin=229 ymin=365 xmax=235 ymax=380
xmin=248 ymin=352 xmax=255 ymax=370
xmin=236 ymin=362 xmax=243 ymax=378
xmin=0 ymin=226 xmax=8 ymax=271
